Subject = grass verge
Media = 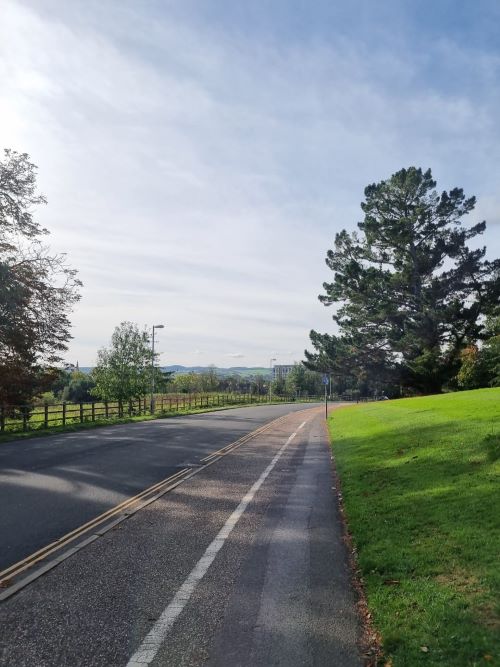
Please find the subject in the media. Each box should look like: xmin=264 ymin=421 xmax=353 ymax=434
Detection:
xmin=329 ymin=388 xmax=500 ymax=666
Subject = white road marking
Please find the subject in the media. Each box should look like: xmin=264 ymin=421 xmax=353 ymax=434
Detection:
xmin=126 ymin=430 xmax=299 ymax=667
xmin=298 ymin=421 xmax=307 ymax=430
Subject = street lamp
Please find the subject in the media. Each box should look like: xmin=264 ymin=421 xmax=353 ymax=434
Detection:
xmin=269 ymin=358 xmax=276 ymax=403
xmin=151 ymin=324 xmax=165 ymax=414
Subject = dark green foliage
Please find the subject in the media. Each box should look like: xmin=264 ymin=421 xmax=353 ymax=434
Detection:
xmin=0 ymin=149 xmax=81 ymax=404
xmin=307 ymin=167 xmax=500 ymax=394
xmin=284 ymin=363 xmax=323 ymax=395
xmin=61 ymin=372 xmax=96 ymax=403
xmin=457 ymin=308 xmax=500 ymax=389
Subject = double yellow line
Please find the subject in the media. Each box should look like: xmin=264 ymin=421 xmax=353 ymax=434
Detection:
xmin=200 ymin=413 xmax=290 ymax=463
xmin=0 ymin=467 xmax=191 ymax=589
xmin=0 ymin=411 xmax=294 ymax=597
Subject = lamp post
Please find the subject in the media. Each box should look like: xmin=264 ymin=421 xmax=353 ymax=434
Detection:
xmin=269 ymin=358 xmax=276 ymax=403
xmin=151 ymin=324 xmax=165 ymax=414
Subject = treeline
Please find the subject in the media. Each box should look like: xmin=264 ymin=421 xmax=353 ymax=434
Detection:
xmin=40 ymin=334 xmax=325 ymax=405
xmin=305 ymin=167 xmax=500 ymax=397
xmin=1 ymin=150 xmax=324 ymax=408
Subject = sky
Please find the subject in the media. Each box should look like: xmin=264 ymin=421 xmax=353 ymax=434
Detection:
xmin=1 ymin=0 xmax=499 ymax=367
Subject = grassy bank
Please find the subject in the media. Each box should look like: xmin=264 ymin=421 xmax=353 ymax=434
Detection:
xmin=329 ymin=389 xmax=500 ymax=666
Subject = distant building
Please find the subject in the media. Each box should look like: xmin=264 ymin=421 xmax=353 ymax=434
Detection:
xmin=272 ymin=364 xmax=294 ymax=381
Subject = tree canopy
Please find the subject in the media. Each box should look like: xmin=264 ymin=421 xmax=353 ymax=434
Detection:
xmin=0 ymin=149 xmax=81 ymax=405
xmin=306 ymin=167 xmax=500 ymax=394
xmin=91 ymin=322 xmax=154 ymax=402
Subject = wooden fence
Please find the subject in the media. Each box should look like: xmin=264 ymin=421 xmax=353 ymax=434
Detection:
xmin=0 ymin=393 xmax=322 ymax=435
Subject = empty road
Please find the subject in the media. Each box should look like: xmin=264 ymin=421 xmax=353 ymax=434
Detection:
xmin=0 ymin=403 xmax=361 ymax=666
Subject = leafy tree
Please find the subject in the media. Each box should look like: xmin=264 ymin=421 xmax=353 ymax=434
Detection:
xmin=271 ymin=376 xmax=286 ymax=396
xmin=307 ymin=167 xmax=500 ymax=394
xmin=457 ymin=309 xmax=500 ymax=389
xmin=61 ymin=371 xmax=96 ymax=403
xmin=50 ymin=368 xmax=73 ymax=398
xmin=220 ymin=373 xmax=247 ymax=392
xmin=155 ymin=369 xmax=174 ymax=393
xmin=172 ymin=372 xmax=201 ymax=393
xmin=250 ymin=373 xmax=266 ymax=395
xmin=480 ymin=311 xmax=500 ymax=386
xmin=0 ymin=149 xmax=81 ymax=405
xmin=285 ymin=364 xmax=323 ymax=396
xmin=456 ymin=346 xmax=483 ymax=390
xmin=91 ymin=322 xmax=153 ymax=402
xmin=285 ymin=364 xmax=306 ymax=394
xmin=199 ymin=365 xmax=219 ymax=392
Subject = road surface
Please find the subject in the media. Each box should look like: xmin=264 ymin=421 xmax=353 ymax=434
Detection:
xmin=0 ymin=403 xmax=361 ymax=666
xmin=0 ymin=403 xmax=317 ymax=571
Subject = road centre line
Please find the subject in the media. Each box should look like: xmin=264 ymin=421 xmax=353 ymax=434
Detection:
xmin=0 ymin=468 xmax=189 ymax=585
xmin=127 ymin=429 xmax=299 ymax=667
xmin=298 ymin=420 xmax=307 ymax=430
xmin=0 ymin=411 xmax=310 ymax=601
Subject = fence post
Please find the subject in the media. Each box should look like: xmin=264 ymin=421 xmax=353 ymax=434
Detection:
xmin=176 ymin=397 xmax=179 ymax=411
xmin=128 ymin=399 xmax=132 ymax=416
xmin=44 ymin=402 xmax=49 ymax=429
xmin=92 ymin=403 xmax=96 ymax=421
xmin=105 ymin=400 xmax=109 ymax=419
xmin=62 ymin=402 xmax=66 ymax=426
xmin=22 ymin=406 xmax=28 ymax=432
xmin=80 ymin=403 xmax=84 ymax=423
xmin=0 ymin=404 xmax=4 ymax=432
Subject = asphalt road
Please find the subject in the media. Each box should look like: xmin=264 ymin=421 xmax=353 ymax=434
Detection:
xmin=0 ymin=403 xmax=361 ymax=666
xmin=0 ymin=403 xmax=318 ymax=571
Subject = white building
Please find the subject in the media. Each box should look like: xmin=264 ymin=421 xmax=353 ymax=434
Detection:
xmin=272 ymin=364 xmax=295 ymax=381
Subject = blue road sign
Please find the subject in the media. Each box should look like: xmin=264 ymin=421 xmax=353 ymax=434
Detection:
xmin=322 ymin=375 xmax=329 ymax=385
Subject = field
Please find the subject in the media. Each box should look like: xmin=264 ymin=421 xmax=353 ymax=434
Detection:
xmin=0 ymin=392 xmax=321 ymax=442
xmin=329 ymin=389 xmax=500 ymax=666
xmin=0 ymin=393 xmax=260 ymax=433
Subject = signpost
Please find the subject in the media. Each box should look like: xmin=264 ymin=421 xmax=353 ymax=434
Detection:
xmin=322 ymin=374 xmax=329 ymax=419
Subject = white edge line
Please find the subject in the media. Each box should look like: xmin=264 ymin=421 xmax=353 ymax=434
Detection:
xmin=0 ymin=412 xmax=302 ymax=602
xmin=126 ymin=431 xmax=298 ymax=667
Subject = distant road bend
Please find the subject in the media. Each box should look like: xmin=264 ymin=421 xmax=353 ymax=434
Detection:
xmin=0 ymin=402 xmax=361 ymax=666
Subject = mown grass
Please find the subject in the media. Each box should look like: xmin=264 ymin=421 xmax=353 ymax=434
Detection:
xmin=329 ymin=388 xmax=500 ymax=666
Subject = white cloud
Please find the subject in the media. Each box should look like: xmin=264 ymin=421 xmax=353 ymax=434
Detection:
xmin=1 ymin=1 xmax=499 ymax=366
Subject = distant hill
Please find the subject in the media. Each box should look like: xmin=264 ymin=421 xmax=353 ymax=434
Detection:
xmin=163 ymin=365 xmax=271 ymax=378
xmin=77 ymin=365 xmax=271 ymax=378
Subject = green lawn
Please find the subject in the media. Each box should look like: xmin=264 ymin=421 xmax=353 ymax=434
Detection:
xmin=329 ymin=389 xmax=500 ymax=666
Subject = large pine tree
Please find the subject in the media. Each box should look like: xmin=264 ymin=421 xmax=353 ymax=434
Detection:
xmin=306 ymin=167 xmax=500 ymax=394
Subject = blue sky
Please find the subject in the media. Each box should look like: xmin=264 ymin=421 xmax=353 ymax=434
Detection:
xmin=1 ymin=1 xmax=499 ymax=366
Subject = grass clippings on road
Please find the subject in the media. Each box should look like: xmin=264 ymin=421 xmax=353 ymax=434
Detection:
xmin=329 ymin=388 xmax=500 ymax=666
